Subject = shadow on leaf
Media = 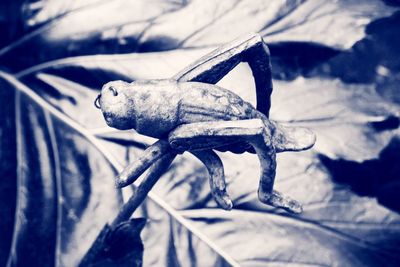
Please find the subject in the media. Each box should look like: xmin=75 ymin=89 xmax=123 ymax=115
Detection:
xmin=311 ymin=10 xmax=400 ymax=104
xmin=319 ymin=137 xmax=400 ymax=213
xmin=269 ymin=41 xmax=340 ymax=80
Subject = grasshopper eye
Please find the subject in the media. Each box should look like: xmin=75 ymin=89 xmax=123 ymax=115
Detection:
xmin=109 ymin=86 xmax=118 ymax=96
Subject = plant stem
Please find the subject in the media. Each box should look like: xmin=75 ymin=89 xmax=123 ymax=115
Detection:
xmin=110 ymin=152 xmax=177 ymax=229
xmin=80 ymin=153 xmax=177 ymax=265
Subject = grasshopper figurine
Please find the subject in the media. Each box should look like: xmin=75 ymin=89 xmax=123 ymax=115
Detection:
xmin=95 ymin=33 xmax=316 ymax=213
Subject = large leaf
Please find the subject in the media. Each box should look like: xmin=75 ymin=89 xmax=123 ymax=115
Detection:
xmin=13 ymin=48 xmax=400 ymax=266
xmin=1 ymin=0 xmax=400 ymax=266
xmin=0 ymin=72 xmax=123 ymax=266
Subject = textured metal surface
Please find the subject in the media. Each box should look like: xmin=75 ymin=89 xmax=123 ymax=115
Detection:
xmin=97 ymin=33 xmax=316 ymax=213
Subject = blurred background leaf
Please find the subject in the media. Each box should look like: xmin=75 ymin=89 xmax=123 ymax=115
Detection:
xmin=0 ymin=72 xmax=123 ymax=267
xmin=1 ymin=0 xmax=400 ymax=266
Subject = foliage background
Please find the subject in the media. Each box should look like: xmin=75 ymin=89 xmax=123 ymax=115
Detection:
xmin=1 ymin=0 xmax=400 ymax=266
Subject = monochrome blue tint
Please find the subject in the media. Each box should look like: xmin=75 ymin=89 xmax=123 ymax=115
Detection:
xmin=1 ymin=1 xmax=399 ymax=266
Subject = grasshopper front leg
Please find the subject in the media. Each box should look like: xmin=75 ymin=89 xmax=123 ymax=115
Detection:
xmin=115 ymin=140 xmax=173 ymax=188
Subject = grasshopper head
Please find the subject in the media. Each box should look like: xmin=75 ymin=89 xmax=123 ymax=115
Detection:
xmin=96 ymin=80 xmax=137 ymax=130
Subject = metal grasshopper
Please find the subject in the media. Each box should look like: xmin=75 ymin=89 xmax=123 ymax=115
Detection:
xmin=95 ymin=33 xmax=316 ymax=213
